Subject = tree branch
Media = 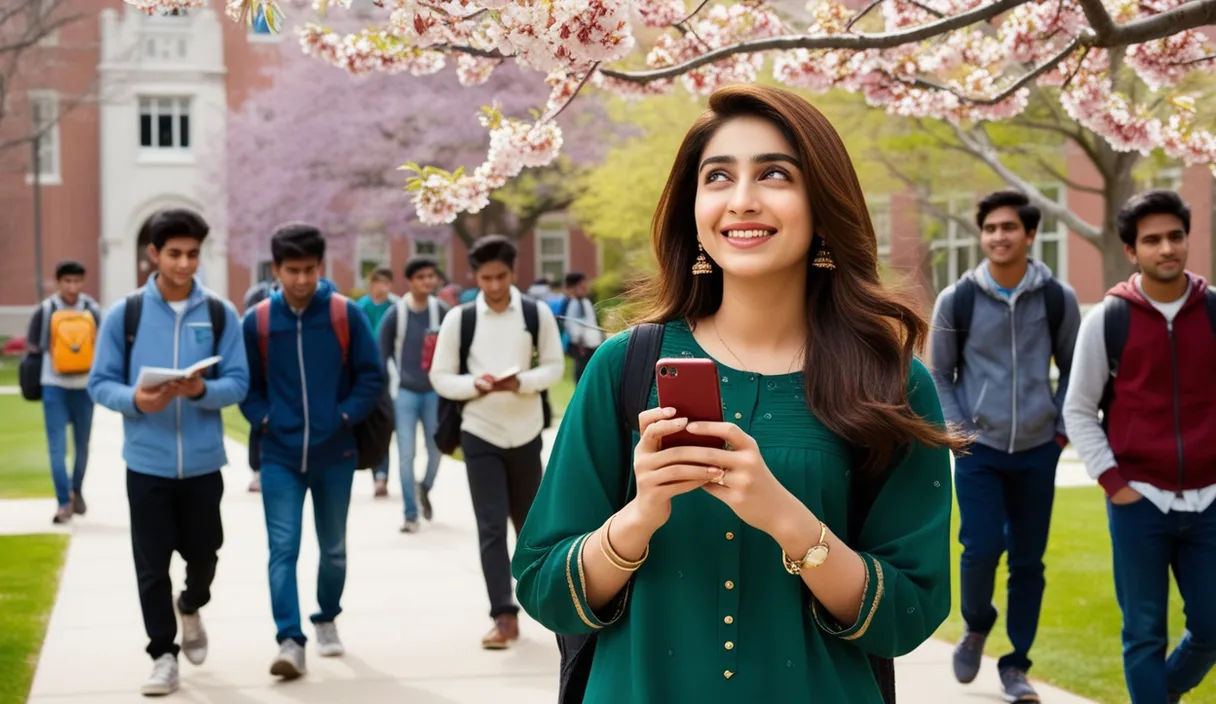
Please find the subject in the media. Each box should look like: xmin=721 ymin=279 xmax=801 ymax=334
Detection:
xmin=599 ymin=0 xmax=1029 ymax=84
xmin=428 ymin=43 xmax=504 ymax=59
xmin=908 ymin=37 xmax=1080 ymax=106
xmin=1031 ymin=155 xmax=1105 ymax=195
xmin=1170 ymin=53 xmax=1215 ymax=67
xmin=876 ymin=153 xmax=979 ymax=237
xmin=845 ymin=0 xmax=884 ymax=32
xmin=1094 ymin=0 xmax=1216 ymax=47
xmin=952 ymin=124 xmax=1102 ymax=241
xmin=544 ymin=64 xmax=598 ymax=122
xmin=676 ymin=0 xmax=714 ymax=26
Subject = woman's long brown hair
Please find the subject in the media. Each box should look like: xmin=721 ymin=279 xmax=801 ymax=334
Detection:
xmin=631 ymin=84 xmax=966 ymax=482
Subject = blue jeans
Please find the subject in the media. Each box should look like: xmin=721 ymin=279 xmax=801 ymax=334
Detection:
xmin=395 ymin=389 xmax=441 ymax=521
xmin=1108 ymin=497 xmax=1216 ymax=703
xmin=42 ymin=386 xmax=94 ymax=507
xmin=260 ymin=461 xmax=355 ymax=644
xmin=955 ymin=440 xmax=1060 ymax=672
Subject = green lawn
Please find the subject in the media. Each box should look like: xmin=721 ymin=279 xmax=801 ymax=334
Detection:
xmin=222 ymin=405 xmax=250 ymax=445
xmin=0 ymin=395 xmax=53 ymax=499
xmin=0 ymin=534 xmax=69 ymax=704
xmin=934 ymin=485 xmax=1216 ymax=704
xmin=0 ymin=359 xmax=19 ymax=387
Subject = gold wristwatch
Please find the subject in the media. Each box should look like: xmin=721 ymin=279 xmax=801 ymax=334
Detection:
xmin=782 ymin=520 xmax=830 ymax=575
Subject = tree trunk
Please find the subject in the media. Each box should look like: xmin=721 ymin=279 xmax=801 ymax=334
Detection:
xmin=1097 ymin=150 xmax=1139 ymax=289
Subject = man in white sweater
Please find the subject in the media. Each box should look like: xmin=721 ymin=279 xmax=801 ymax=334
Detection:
xmin=1063 ymin=190 xmax=1216 ymax=704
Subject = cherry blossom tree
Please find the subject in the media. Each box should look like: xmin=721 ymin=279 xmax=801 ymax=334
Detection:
xmin=149 ymin=0 xmax=1215 ymax=282
xmin=213 ymin=34 xmax=610 ymax=272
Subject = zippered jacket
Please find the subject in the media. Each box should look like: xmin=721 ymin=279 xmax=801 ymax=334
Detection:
xmin=1062 ymin=273 xmax=1216 ymax=496
xmin=929 ymin=260 xmax=1081 ymax=453
xmin=87 ymin=277 xmax=249 ymax=479
xmin=239 ymin=279 xmax=384 ymax=473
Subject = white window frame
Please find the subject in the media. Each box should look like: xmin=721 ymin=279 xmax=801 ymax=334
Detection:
xmin=27 ymin=90 xmax=61 ymax=185
xmin=36 ymin=0 xmax=58 ymax=46
xmin=1148 ymin=167 xmax=1183 ymax=192
xmin=355 ymin=232 xmax=390 ymax=288
xmin=867 ymin=195 xmax=892 ymax=262
xmin=928 ymin=194 xmax=977 ymax=293
xmin=410 ymin=238 xmax=450 ymax=278
xmin=1031 ymin=182 xmax=1069 ymax=282
xmin=535 ymin=214 xmax=570 ymax=283
xmin=138 ymin=96 xmax=192 ymax=155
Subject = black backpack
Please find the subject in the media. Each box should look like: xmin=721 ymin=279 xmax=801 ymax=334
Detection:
xmin=434 ymin=296 xmax=552 ymax=455
xmin=1098 ymin=287 xmax=1216 ymax=420
xmin=952 ymin=277 xmax=1066 ymax=366
xmin=123 ymin=291 xmax=226 ymax=383
xmin=556 ymin=323 xmax=897 ymax=704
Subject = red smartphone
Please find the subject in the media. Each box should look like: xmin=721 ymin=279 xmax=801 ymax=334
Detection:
xmin=654 ymin=357 xmax=724 ymax=449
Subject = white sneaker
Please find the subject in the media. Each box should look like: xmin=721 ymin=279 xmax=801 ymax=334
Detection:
xmin=177 ymin=598 xmax=208 ymax=665
xmin=269 ymin=639 xmax=306 ymax=680
xmin=315 ymin=621 xmax=345 ymax=657
xmin=141 ymin=654 xmax=180 ymax=696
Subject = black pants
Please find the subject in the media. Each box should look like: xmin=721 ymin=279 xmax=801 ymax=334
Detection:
xmin=461 ymin=431 xmax=543 ymax=618
xmin=127 ymin=469 xmax=225 ymax=659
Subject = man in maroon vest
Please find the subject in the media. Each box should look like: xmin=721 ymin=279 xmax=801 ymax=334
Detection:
xmin=1063 ymin=189 xmax=1216 ymax=704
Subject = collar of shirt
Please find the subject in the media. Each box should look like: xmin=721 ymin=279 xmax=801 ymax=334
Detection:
xmin=476 ymin=286 xmax=521 ymax=316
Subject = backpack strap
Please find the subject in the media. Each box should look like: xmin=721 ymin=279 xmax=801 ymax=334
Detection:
xmin=951 ymin=278 xmax=976 ymax=376
xmin=205 ymin=296 xmax=226 ymax=380
xmin=1205 ymin=286 xmax=1216 ymax=335
xmin=330 ymin=295 xmax=351 ymax=366
xmin=427 ymin=295 xmax=440 ymax=330
xmin=1099 ymin=295 xmax=1131 ymax=422
xmin=1043 ymin=278 xmax=1065 ymax=356
xmin=619 ymin=323 xmax=666 ymax=434
xmin=522 ymin=296 xmax=540 ymax=351
xmin=255 ymin=299 xmax=271 ymax=378
xmin=458 ymin=301 xmax=477 ymax=375
xmin=394 ymin=296 xmax=409 ymax=365
xmin=123 ymin=291 xmax=144 ymax=385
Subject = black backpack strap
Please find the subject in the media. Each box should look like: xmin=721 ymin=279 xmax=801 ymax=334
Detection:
xmin=1099 ymin=295 xmax=1131 ymax=422
xmin=521 ymin=296 xmax=540 ymax=348
xmin=457 ymin=302 xmax=477 ymax=375
xmin=123 ymin=291 xmax=144 ymax=385
xmin=951 ymin=278 xmax=976 ymax=377
xmin=206 ymin=296 xmax=226 ymax=380
xmin=1043 ymin=279 xmax=1065 ymax=355
xmin=618 ymin=323 xmax=666 ymax=435
xmin=1205 ymin=286 xmax=1216 ymax=335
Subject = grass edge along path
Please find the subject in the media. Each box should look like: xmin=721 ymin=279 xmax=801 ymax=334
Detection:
xmin=0 ymin=534 xmax=69 ymax=704
xmin=933 ymin=485 xmax=1215 ymax=704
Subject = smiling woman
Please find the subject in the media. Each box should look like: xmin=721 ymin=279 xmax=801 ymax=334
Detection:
xmin=513 ymin=84 xmax=967 ymax=704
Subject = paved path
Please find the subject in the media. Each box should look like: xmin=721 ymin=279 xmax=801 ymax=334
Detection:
xmin=18 ymin=409 xmax=1096 ymax=703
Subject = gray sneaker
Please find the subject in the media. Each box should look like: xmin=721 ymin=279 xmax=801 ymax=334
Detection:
xmin=315 ymin=621 xmax=345 ymax=657
xmin=141 ymin=654 xmax=180 ymax=696
xmin=999 ymin=667 xmax=1041 ymax=703
xmin=270 ymin=639 xmax=306 ymax=679
xmin=400 ymin=519 xmax=421 ymax=534
xmin=952 ymin=627 xmax=988 ymax=684
xmin=177 ymin=598 xmax=207 ymax=666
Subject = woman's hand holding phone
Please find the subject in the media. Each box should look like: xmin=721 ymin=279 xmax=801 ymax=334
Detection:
xmin=624 ymin=406 xmax=725 ymax=536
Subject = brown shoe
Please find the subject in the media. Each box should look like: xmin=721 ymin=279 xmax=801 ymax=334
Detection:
xmin=481 ymin=614 xmax=519 ymax=650
xmin=374 ymin=478 xmax=389 ymax=498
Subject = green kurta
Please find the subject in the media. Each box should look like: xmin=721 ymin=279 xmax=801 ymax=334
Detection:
xmin=513 ymin=321 xmax=953 ymax=703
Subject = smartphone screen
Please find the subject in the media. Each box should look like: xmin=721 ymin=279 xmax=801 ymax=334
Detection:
xmin=654 ymin=357 xmax=724 ymax=449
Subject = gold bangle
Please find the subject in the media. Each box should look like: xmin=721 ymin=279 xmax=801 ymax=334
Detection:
xmin=599 ymin=514 xmax=648 ymax=572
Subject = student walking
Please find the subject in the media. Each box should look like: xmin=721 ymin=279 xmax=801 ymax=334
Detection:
xmin=1064 ymin=190 xmax=1216 ymax=704
xmin=559 ymin=271 xmax=603 ymax=384
xmin=429 ymin=235 xmax=564 ymax=649
xmin=240 ymin=224 xmax=384 ymax=680
xmin=358 ymin=266 xmax=399 ymax=497
xmin=241 ymin=278 xmax=280 ymax=493
xmin=378 ymin=256 xmax=448 ymax=532
xmin=87 ymin=209 xmax=249 ymax=696
xmin=24 ymin=260 xmax=102 ymax=524
xmin=929 ymin=190 xmax=1081 ymax=702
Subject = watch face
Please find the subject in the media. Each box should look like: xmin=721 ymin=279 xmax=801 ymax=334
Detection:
xmin=806 ymin=545 xmax=829 ymax=567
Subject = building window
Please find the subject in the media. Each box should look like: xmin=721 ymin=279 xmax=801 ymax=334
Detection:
xmin=1032 ymin=183 xmax=1068 ymax=280
xmin=257 ymin=261 xmax=274 ymax=284
xmin=927 ymin=195 xmax=977 ymax=294
xmin=356 ymin=232 xmax=389 ymax=288
xmin=28 ymin=91 xmax=60 ymax=183
xmin=411 ymin=239 xmax=449 ymax=279
xmin=536 ymin=215 xmax=569 ymax=283
xmin=1148 ymin=167 xmax=1183 ymax=192
xmin=868 ymin=197 xmax=891 ymax=262
xmin=139 ymin=97 xmax=191 ymax=150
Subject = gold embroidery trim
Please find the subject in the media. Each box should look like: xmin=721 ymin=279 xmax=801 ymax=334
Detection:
xmin=565 ymin=534 xmax=601 ymax=630
xmin=842 ymin=555 xmax=885 ymax=641
xmin=810 ymin=553 xmax=871 ymax=635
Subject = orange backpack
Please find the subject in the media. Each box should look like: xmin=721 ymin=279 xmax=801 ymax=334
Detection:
xmin=48 ymin=308 xmax=97 ymax=375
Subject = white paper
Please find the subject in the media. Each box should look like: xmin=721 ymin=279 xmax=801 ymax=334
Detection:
xmin=136 ymin=356 xmax=222 ymax=389
xmin=493 ymin=366 xmax=521 ymax=382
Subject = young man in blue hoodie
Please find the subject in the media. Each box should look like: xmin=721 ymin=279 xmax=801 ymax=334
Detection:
xmin=88 ymin=208 xmax=250 ymax=697
xmin=240 ymin=224 xmax=384 ymax=680
xmin=929 ymin=190 xmax=1082 ymax=703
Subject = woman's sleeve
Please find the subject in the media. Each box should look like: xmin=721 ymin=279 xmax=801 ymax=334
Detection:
xmin=512 ymin=331 xmax=635 ymax=635
xmin=809 ymin=358 xmax=954 ymax=658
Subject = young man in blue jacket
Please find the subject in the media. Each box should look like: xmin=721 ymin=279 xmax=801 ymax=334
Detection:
xmin=87 ymin=209 xmax=249 ymax=697
xmin=240 ymin=224 xmax=384 ymax=679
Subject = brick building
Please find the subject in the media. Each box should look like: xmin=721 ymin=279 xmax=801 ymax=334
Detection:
xmin=0 ymin=2 xmax=600 ymax=336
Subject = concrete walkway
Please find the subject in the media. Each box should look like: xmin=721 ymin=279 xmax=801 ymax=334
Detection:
xmin=18 ymin=408 xmax=1096 ymax=703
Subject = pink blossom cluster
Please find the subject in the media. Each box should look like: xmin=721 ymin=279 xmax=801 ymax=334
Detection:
xmin=126 ymin=0 xmax=204 ymax=14
xmin=457 ymin=54 xmax=501 ymax=86
xmin=480 ymin=0 xmax=635 ymax=74
xmin=1126 ymin=30 xmax=1211 ymax=91
xmin=298 ymin=23 xmax=447 ymax=75
xmin=633 ymin=0 xmax=686 ymax=28
xmin=645 ymin=3 xmax=785 ymax=95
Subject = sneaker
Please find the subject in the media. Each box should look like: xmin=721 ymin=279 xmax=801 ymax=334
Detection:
xmin=248 ymin=473 xmax=261 ymax=493
xmin=315 ymin=621 xmax=345 ymax=657
xmin=177 ymin=597 xmax=208 ymax=665
xmin=141 ymin=654 xmax=180 ymax=696
xmin=374 ymin=478 xmax=388 ymax=498
xmin=418 ymin=483 xmax=434 ymax=521
xmin=952 ymin=627 xmax=987 ymax=684
xmin=999 ymin=667 xmax=1040 ymax=702
xmin=71 ymin=492 xmax=87 ymax=516
xmin=400 ymin=520 xmax=420 ymax=534
xmin=52 ymin=506 xmax=72 ymax=525
xmin=269 ymin=639 xmax=306 ymax=679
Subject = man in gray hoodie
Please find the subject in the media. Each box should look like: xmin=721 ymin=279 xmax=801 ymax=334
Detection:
xmin=929 ymin=190 xmax=1081 ymax=703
